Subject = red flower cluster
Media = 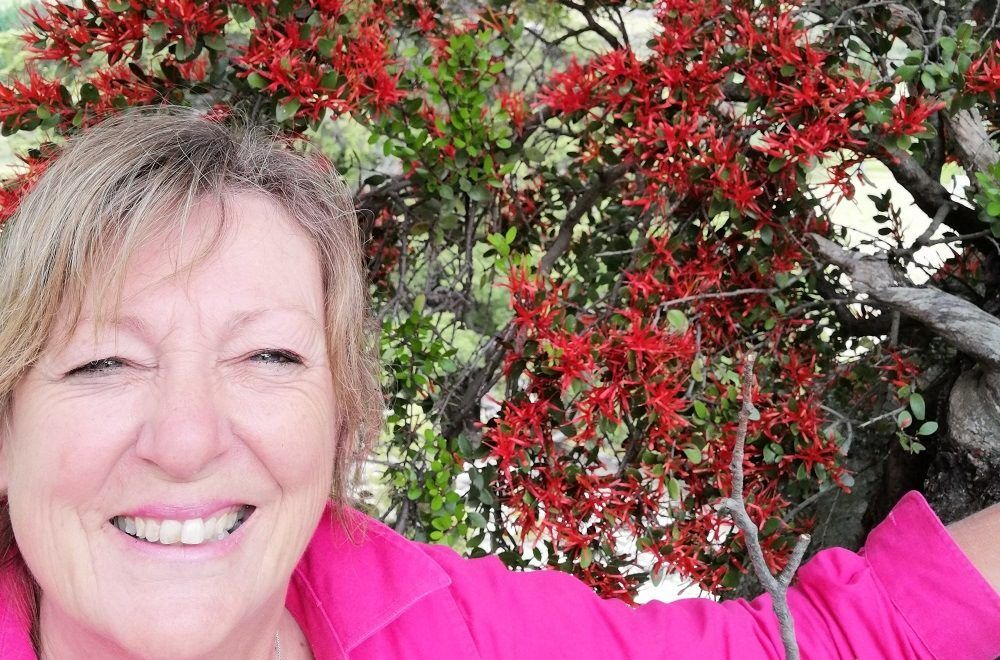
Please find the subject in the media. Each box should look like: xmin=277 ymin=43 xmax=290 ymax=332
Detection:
xmin=236 ymin=0 xmax=404 ymax=120
xmin=486 ymin=208 xmax=846 ymax=598
xmin=481 ymin=0 xmax=930 ymax=598
xmin=965 ymin=41 xmax=1000 ymax=96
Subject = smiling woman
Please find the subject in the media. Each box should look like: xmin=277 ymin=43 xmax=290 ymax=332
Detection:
xmin=0 ymin=107 xmax=380 ymax=658
xmin=0 ymin=107 xmax=997 ymax=660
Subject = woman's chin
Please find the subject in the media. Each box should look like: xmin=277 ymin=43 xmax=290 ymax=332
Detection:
xmin=100 ymin=604 xmax=247 ymax=659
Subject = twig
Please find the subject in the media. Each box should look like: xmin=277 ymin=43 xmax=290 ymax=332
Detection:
xmin=721 ymin=351 xmax=810 ymax=660
xmin=891 ymin=200 xmax=952 ymax=259
xmin=922 ymin=229 xmax=994 ymax=247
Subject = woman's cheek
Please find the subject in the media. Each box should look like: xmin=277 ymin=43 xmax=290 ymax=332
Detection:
xmin=17 ymin=382 xmax=138 ymax=474
xmin=225 ymin=377 xmax=337 ymax=479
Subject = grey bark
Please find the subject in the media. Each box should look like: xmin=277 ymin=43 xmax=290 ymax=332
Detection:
xmin=811 ymin=235 xmax=1000 ymax=523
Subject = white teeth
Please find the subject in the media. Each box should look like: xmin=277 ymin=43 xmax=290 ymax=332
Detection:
xmin=112 ymin=505 xmax=248 ymax=546
xmin=180 ymin=518 xmax=204 ymax=544
xmin=145 ymin=519 xmax=160 ymax=543
xmin=159 ymin=520 xmax=181 ymax=544
xmin=203 ymin=515 xmax=218 ymax=539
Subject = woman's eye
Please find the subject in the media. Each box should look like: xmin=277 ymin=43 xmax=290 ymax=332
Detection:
xmin=249 ymin=350 xmax=302 ymax=366
xmin=67 ymin=357 xmax=124 ymax=376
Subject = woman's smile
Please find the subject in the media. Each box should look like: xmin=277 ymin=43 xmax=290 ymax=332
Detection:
xmin=111 ymin=503 xmax=254 ymax=546
xmin=107 ymin=504 xmax=259 ymax=562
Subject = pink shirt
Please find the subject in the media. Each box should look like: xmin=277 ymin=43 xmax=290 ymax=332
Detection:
xmin=2 ymin=490 xmax=999 ymax=658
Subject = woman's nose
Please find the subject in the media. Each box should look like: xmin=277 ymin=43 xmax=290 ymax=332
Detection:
xmin=135 ymin=363 xmax=227 ymax=480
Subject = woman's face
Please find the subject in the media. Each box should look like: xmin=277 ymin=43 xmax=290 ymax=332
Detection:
xmin=0 ymin=192 xmax=338 ymax=656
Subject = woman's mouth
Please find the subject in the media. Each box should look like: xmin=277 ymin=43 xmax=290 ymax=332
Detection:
xmin=109 ymin=505 xmax=255 ymax=546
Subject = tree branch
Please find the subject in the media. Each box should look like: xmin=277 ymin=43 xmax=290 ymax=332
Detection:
xmin=721 ymin=351 xmax=809 ymax=660
xmin=539 ymin=163 xmax=629 ymax=275
xmin=942 ymin=107 xmax=1000 ymax=178
xmin=871 ymin=142 xmax=983 ymax=236
xmin=555 ymin=0 xmax=622 ymax=51
xmin=811 ymin=234 xmax=1000 ymax=368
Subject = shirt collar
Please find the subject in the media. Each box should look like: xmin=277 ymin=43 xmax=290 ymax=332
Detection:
xmin=285 ymin=505 xmax=453 ymax=655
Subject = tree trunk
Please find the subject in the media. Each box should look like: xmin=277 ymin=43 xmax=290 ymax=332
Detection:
xmin=923 ymin=366 xmax=1000 ymax=523
xmin=811 ymin=235 xmax=1000 ymax=530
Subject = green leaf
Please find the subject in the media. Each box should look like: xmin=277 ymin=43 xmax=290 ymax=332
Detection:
xmin=203 ymin=33 xmax=226 ymax=51
xmin=667 ymin=477 xmax=682 ymax=501
xmin=667 ymin=309 xmax=689 ymax=333
xmin=916 ymin=421 xmax=938 ymax=436
xmin=693 ymin=399 xmax=709 ymax=420
xmin=230 ymin=5 xmax=251 ymax=23
xmin=761 ymin=517 xmax=781 ymax=536
xmin=174 ymin=38 xmax=195 ymax=61
xmin=958 ymin=53 xmax=973 ymax=75
xmin=864 ymin=104 xmax=888 ymax=124
xmin=321 ymin=70 xmax=341 ymax=89
xmin=897 ymin=409 xmax=913 ymax=429
xmin=108 ymin=0 xmax=129 ymax=12
xmin=721 ymin=566 xmax=742 ymax=588
xmin=579 ymin=546 xmax=592 ymax=569
xmin=939 ymin=36 xmax=956 ymax=58
xmin=276 ymin=98 xmax=300 ymax=123
xmin=760 ymin=225 xmax=773 ymax=245
xmin=903 ymin=48 xmax=923 ymax=65
xmin=247 ymin=72 xmax=268 ymax=89
xmin=147 ymin=22 xmax=167 ymax=43
xmin=682 ymin=446 xmax=703 ymax=465
xmin=920 ymin=71 xmax=936 ymax=93
xmin=318 ymin=37 xmax=335 ymax=55
xmin=909 ymin=392 xmax=925 ymax=420
xmin=691 ymin=357 xmax=705 ymax=382
xmin=987 ymin=200 xmax=1000 ymax=217
xmin=79 ymin=83 xmax=100 ymax=104
xmin=957 ymin=22 xmax=973 ymax=43
xmin=467 ymin=511 xmax=487 ymax=528
xmin=895 ymin=64 xmax=919 ymax=82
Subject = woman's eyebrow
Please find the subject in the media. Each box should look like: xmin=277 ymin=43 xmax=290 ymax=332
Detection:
xmin=67 ymin=314 xmax=153 ymax=343
xmin=224 ymin=306 xmax=320 ymax=335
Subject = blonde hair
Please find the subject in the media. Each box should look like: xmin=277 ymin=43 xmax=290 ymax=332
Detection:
xmin=0 ymin=105 xmax=381 ymax=563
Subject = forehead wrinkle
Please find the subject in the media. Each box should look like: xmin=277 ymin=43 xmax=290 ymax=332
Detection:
xmin=224 ymin=306 xmax=321 ymax=339
xmin=64 ymin=312 xmax=157 ymax=349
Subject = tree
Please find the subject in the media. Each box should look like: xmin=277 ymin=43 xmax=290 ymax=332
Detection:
xmin=1 ymin=0 xmax=999 ymax=604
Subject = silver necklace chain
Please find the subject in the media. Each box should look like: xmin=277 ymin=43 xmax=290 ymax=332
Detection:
xmin=274 ymin=630 xmax=281 ymax=660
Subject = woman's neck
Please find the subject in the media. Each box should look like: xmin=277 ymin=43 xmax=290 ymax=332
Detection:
xmin=37 ymin=593 xmax=297 ymax=660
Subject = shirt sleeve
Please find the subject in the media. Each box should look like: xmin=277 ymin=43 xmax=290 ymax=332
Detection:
xmin=421 ymin=490 xmax=1000 ymax=660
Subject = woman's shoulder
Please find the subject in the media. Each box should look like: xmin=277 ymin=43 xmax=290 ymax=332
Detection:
xmin=0 ymin=553 xmax=35 ymax=659
xmin=291 ymin=493 xmax=1000 ymax=660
